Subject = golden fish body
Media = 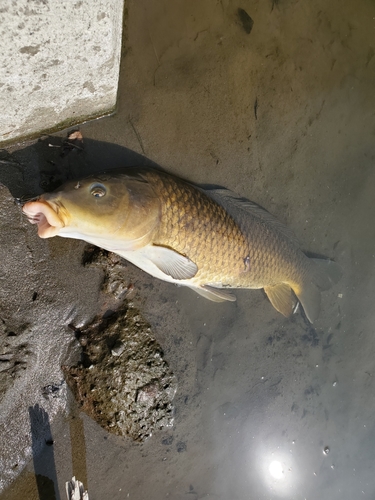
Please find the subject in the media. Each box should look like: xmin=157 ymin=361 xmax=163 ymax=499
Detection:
xmin=22 ymin=167 xmax=341 ymax=322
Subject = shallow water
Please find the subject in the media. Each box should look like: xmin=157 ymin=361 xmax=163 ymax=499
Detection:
xmin=1 ymin=0 xmax=375 ymax=498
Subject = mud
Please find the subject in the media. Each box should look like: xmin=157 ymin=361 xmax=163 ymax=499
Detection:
xmin=64 ymin=248 xmax=177 ymax=441
xmin=1 ymin=0 xmax=375 ymax=498
xmin=0 ymin=180 xmax=100 ymax=492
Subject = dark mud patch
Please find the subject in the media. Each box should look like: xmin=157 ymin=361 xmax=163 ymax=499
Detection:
xmin=63 ymin=246 xmax=177 ymax=441
xmin=0 ymin=321 xmax=32 ymax=400
xmin=237 ymin=8 xmax=254 ymax=35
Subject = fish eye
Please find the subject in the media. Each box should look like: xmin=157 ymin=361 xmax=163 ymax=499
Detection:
xmin=90 ymin=183 xmax=106 ymax=198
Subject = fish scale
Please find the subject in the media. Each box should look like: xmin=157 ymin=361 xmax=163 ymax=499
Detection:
xmin=149 ymin=172 xmax=245 ymax=282
xmin=143 ymin=169 xmax=296 ymax=288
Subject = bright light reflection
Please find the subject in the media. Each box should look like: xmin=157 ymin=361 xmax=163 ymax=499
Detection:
xmin=269 ymin=460 xmax=284 ymax=480
xmin=256 ymin=447 xmax=299 ymax=498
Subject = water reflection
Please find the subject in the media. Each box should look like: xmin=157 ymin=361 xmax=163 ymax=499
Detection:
xmin=68 ymin=397 xmax=88 ymax=491
xmin=260 ymin=447 xmax=298 ymax=498
xmin=269 ymin=460 xmax=284 ymax=480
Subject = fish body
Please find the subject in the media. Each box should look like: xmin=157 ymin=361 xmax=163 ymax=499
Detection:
xmin=22 ymin=167 xmax=341 ymax=322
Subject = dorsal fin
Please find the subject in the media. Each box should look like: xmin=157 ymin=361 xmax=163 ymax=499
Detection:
xmin=205 ymin=188 xmax=299 ymax=247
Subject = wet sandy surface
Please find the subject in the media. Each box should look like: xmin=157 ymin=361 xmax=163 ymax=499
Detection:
xmin=1 ymin=0 xmax=375 ymax=498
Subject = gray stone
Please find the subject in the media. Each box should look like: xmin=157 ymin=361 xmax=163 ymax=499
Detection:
xmin=0 ymin=0 xmax=124 ymax=145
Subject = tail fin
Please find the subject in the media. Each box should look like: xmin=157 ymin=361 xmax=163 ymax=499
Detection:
xmin=292 ymin=259 xmax=342 ymax=323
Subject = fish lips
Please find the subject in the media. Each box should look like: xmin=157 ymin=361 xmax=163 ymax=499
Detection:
xmin=22 ymin=200 xmax=64 ymax=238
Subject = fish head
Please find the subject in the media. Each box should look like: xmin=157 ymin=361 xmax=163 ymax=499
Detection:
xmin=22 ymin=171 xmax=161 ymax=248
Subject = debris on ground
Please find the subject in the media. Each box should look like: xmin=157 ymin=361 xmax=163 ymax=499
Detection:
xmin=63 ymin=246 xmax=177 ymax=441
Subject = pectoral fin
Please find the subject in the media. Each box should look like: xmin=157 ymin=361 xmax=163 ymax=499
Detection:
xmin=264 ymin=283 xmax=296 ymax=317
xmin=144 ymin=245 xmax=198 ymax=280
xmin=192 ymin=285 xmax=237 ymax=302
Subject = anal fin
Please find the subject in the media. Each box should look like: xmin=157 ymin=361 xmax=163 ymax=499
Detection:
xmin=264 ymin=283 xmax=296 ymax=318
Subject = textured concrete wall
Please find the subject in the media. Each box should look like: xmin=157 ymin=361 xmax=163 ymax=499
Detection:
xmin=0 ymin=0 xmax=124 ymax=145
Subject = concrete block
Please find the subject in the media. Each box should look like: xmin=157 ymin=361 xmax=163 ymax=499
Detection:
xmin=0 ymin=0 xmax=124 ymax=145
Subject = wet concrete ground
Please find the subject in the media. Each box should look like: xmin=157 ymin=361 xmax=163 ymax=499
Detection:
xmin=1 ymin=0 xmax=375 ymax=498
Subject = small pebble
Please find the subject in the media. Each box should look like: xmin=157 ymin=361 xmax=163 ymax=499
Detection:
xmin=112 ymin=340 xmax=125 ymax=357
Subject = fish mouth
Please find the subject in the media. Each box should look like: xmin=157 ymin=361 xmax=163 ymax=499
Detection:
xmin=22 ymin=200 xmax=65 ymax=238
